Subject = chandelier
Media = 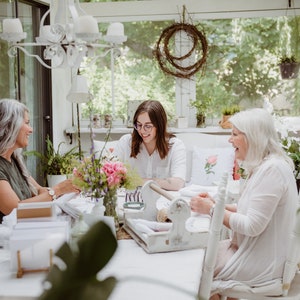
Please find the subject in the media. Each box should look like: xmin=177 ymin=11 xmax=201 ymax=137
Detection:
xmin=0 ymin=0 xmax=127 ymax=69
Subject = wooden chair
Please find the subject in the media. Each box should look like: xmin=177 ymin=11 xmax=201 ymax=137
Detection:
xmin=218 ymin=208 xmax=300 ymax=300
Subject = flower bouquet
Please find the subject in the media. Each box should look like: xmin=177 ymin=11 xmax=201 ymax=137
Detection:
xmin=72 ymin=147 xmax=142 ymax=223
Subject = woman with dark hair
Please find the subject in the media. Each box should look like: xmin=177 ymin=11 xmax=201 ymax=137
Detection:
xmin=0 ymin=99 xmax=80 ymax=223
xmin=114 ymin=100 xmax=186 ymax=191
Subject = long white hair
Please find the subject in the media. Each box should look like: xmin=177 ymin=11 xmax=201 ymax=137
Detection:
xmin=229 ymin=108 xmax=294 ymax=174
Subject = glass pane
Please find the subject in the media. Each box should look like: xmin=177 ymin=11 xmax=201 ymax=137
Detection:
xmin=81 ymin=15 xmax=300 ymax=128
xmin=81 ymin=20 xmax=176 ymax=125
xmin=0 ymin=1 xmax=18 ymax=99
xmin=195 ymin=17 xmax=300 ymax=124
xmin=0 ymin=1 xmax=51 ymax=184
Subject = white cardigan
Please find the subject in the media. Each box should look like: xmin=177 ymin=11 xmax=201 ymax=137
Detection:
xmin=212 ymin=155 xmax=298 ymax=294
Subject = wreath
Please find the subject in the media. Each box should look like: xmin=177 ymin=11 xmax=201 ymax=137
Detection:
xmin=154 ymin=22 xmax=208 ymax=79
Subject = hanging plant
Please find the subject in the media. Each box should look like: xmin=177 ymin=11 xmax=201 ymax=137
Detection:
xmin=279 ymin=55 xmax=300 ymax=79
xmin=278 ymin=10 xmax=300 ymax=79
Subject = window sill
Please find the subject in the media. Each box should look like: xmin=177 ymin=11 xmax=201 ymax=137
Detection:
xmin=65 ymin=126 xmax=231 ymax=135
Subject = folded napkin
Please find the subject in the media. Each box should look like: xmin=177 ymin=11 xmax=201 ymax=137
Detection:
xmin=179 ymin=184 xmax=218 ymax=198
xmin=131 ymin=219 xmax=173 ymax=234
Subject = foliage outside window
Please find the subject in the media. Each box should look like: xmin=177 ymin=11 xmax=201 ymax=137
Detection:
xmin=80 ymin=16 xmax=300 ymax=124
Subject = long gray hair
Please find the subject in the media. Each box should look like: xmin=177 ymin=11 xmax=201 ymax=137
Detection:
xmin=229 ymin=108 xmax=294 ymax=174
xmin=0 ymin=99 xmax=37 ymax=195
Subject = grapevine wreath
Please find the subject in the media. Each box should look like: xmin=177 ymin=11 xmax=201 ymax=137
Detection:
xmin=154 ymin=22 xmax=208 ymax=79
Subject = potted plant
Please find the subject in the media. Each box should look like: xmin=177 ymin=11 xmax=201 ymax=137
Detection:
xmin=219 ymin=105 xmax=240 ymax=129
xmin=190 ymin=97 xmax=211 ymax=128
xmin=279 ymin=55 xmax=300 ymax=79
xmin=281 ymin=136 xmax=300 ymax=191
xmin=278 ymin=14 xmax=300 ymax=79
xmin=25 ymin=136 xmax=81 ymax=187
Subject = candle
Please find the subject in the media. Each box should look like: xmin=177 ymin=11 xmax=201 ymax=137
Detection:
xmin=2 ymin=18 xmax=23 ymax=33
xmin=74 ymin=15 xmax=98 ymax=34
xmin=107 ymin=22 xmax=124 ymax=36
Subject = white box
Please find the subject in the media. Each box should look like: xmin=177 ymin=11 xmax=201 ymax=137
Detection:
xmin=10 ymin=221 xmax=69 ymax=273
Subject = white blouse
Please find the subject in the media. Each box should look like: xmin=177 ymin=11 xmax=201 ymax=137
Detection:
xmin=212 ymin=155 xmax=299 ymax=293
xmin=113 ymin=134 xmax=186 ymax=181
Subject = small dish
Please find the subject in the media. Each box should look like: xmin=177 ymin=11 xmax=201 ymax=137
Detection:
xmin=123 ymin=202 xmax=144 ymax=210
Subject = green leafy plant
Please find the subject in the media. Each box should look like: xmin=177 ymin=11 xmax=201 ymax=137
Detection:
xmin=190 ymin=97 xmax=211 ymax=115
xmin=281 ymin=136 xmax=300 ymax=179
xmin=39 ymin=221 xmax=118 ymax=300
xmin=221 ymin=105 xmax=240 ymax=116
xmin=279 ymin=55 xmax=298 ymax=64
xmin=25 ymin=136 xmax=81 ymax=175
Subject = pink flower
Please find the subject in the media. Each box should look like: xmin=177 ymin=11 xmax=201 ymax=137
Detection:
xmin=206 ymin=155 xmax=218 ymax=165
xmin=205 ymin=155 xmax=218 ymax=175
xmin=101 ymin=161 xmax=127 ymax=188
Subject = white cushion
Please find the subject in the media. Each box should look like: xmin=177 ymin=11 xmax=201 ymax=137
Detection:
xmin=176 ymin=133 xmax=232 ymax=182
xmin=93 ymin=140 xmax=118 ymax=159
xmin=190 ymin=146 xmax=235 ymax=186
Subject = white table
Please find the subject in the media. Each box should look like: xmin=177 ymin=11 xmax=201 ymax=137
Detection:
xmin=0 ymin=240 xmax=204 ymax=300
xmin=0 ymin=183 xmax=239 ymax=299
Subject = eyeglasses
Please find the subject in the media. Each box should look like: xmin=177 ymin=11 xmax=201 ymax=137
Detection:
xmin=134 ymin=123 xmax=154 ymax=132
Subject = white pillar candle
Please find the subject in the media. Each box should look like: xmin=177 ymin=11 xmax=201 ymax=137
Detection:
xmin=74 ymin=15 xmax=98 ymax=34
xmin=107 ymin=22 xmax=124 ymax=36
xmin=2 ymin=18 xmax=23 ymax=33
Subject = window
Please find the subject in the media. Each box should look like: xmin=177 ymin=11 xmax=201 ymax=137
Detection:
xmin=80 ymin=15 xmax=300 ymax=127
xmin=0 ymin=0 xmax=52 ymax=183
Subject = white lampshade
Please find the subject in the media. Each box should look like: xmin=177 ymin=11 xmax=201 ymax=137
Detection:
xmin=107 ymin=22 xmax=124 ymax=36
xmin=0 ymin=18 xmax=27 ymax=42
xmin=73 ymin=15 xmax=101 ymax=42
xmin=74 ymin=16 xmax=99 ymax=34
xmin=2 ymin=18 xmax=23 ymax=33
xmin=104 ymin=22 xmax=127 ymax=44
xmin=67 ymin=75 xmax=92 ymax=103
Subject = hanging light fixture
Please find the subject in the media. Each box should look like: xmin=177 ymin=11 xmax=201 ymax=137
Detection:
xmin=66 ymin=71 xmax=93 ymax=158
xmin=67 ymin=73 xmax=92 ymax=103
xmin=0 ymin=0 xmax=127 ymax=69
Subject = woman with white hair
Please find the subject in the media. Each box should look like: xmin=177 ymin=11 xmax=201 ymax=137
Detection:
xmin=190 ymin=108 xmax=298 ymax=300
xmin=0 ymin=99 xmax=80 ymax=223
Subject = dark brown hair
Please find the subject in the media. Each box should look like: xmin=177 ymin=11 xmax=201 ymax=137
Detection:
xmin=131 ymin=100 xmax=175 ymax=159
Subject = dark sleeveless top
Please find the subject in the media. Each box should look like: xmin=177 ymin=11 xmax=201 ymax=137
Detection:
xmin=0 ymin=156 xmax=32 ymax=223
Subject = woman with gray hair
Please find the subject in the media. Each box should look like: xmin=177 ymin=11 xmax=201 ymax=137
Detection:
xmin=190 ymin=108 xmax=298 ymax=300
xmin=0 ymin=99 xmax=80 ymax=223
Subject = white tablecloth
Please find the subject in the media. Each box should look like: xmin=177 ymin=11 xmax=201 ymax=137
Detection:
xmin=0 ymin=183 xmax=239 ymax=299
xmin=0 ymin=240 xmax=204 ymax=300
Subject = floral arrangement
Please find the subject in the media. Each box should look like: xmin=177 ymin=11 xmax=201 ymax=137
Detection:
xmin=281 ymin=136 xmax=300 ymax=179
xmin=204 ymin=155 xmax=218 ymax=175
xmin=72 ymin=142 xmax=142 ymax=218
xmin=273 ymin=113 xmax=300 ymax=179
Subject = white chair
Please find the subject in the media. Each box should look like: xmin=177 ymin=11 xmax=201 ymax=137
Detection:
xmin=198 ymin=172 xmax=228 ymax=299
xmin=219 ymin=208 xmax=300 ymax=300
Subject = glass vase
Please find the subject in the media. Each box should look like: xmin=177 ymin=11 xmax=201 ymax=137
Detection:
xmin=103 ymin=190 xmax=119 ymax=232
xmin=84 ymin=197 xmax=105 ymax=226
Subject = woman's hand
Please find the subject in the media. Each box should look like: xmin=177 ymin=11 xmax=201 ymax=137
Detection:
xmin=53 ymin=179 xmax=81 ymax=197
xmin=190 ymin=192 xmax=215 ymax=215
